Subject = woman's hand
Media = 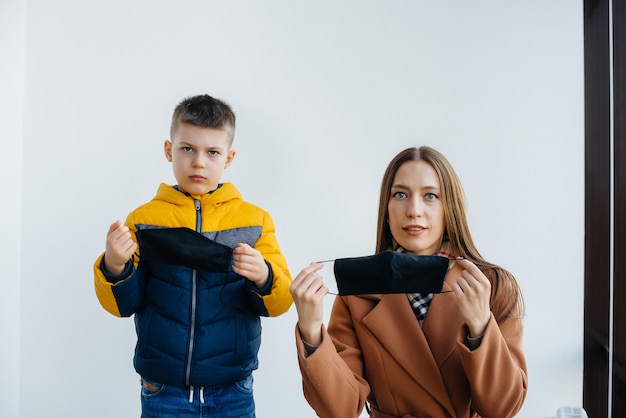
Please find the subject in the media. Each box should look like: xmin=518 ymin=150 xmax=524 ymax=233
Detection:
xmin=451 ymin=259 xmax=492 ymax=338
xmin=289 ymin=263 xmax=328 ymax=346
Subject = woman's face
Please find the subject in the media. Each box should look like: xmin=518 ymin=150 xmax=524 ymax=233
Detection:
xmin=387 ymin=160 xmax=445 ymax=255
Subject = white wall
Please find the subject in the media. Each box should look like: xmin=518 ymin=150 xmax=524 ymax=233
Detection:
xmin=9 ymin=1 xmax=584 ymax=417
xmin=0 ymin=0 xmax=26 ymax=417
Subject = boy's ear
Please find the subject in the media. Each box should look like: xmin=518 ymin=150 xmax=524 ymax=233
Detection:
xmin=164 ymin=140 xmax=173 ymax=162
xmin=224 ymin=149 xmax=236 ymax=169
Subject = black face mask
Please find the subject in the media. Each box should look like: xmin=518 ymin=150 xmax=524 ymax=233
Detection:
xmin=135 ymin=227 xmax=233 ymax=273
xmin=332 ymin=251 xmax=449 ymax=295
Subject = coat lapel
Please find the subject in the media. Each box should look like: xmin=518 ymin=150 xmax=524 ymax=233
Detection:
xmin=422 ymin=280 xmax=464 ymax=368
xmin=360 ymin=293 xmax=456 ymax=416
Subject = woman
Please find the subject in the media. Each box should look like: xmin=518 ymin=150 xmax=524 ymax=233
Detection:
xmin=290 ymin=146 xmax=527 ymax=418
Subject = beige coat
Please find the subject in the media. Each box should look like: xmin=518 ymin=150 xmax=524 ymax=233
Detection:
xmin=295 ymin=265 xmax=527 ymax=418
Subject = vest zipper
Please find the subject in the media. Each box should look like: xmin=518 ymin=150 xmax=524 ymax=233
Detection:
xmin=185 ymin=199 xmax=202 ymax=388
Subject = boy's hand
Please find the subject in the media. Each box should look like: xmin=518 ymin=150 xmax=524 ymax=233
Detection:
xmin=104 ymin=220 xmax=137 ymax=276
xmin=233 ymin=243 xmax=269 ymax=288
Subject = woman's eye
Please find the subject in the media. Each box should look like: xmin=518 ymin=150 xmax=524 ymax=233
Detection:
xmin=392 ymin=191 xmax=407 ymax=199
xmin=425 ymin=193 xmax=438 ymax=200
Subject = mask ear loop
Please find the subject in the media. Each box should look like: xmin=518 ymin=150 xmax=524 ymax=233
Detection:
xmin=314 ymin=260 xmax=340 ymax=295
xmin=438 ymin=256 xmax=464 ymax=293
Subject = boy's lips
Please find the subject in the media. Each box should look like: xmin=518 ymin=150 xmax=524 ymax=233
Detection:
xmin=190 ymin=175 xmax=206 ymax=181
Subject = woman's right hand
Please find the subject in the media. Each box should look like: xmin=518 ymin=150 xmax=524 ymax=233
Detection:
xmin=289 ymin=262 xmax=328 ymax=346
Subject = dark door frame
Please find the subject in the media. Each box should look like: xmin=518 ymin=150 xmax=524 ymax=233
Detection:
xmin=583 ymin=0 xmax=625 ymax=416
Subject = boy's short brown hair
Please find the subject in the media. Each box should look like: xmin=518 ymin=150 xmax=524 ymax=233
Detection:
xmin=170 ymin=94 xmax=236 ymax=144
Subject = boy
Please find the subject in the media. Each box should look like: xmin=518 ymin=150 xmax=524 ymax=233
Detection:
xmin=94 ymin=94 xmax=293 ymax=417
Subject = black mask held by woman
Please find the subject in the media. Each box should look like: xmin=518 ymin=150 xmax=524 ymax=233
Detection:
xmin=331 ymin=251 xmax=449 ymax=295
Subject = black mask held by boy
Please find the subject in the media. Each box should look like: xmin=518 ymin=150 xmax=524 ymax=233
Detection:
xmin=136 ymin=227 xmax=233 ymax=272
xmin=329 ymin=251 xmax=449 ymax=295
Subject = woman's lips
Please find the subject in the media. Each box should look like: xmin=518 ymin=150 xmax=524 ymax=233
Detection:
xmin=403 ymin=225 xmax=426 ymax=234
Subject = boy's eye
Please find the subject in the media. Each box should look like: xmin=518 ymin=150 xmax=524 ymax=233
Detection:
xmin=182 ymin=146 xmax=193 ymax=152
xmin=208 ymin=150 xmax=219 ymax=156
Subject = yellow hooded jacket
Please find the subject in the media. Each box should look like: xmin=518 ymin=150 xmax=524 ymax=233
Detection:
xmin=94 ymin=182 xmax=292 ymax=387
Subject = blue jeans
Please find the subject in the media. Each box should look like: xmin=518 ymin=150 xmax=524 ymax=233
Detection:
xmin=140 ymin=375 xmax=255 ymax=418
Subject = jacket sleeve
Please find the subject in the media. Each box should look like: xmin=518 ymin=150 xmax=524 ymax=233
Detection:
xmin=93 ymin=218 xmax=144 ymax=318
xmin=457 ymin=313 xmax=528 ymax=418
xmin=247 ymin=211 xmax=293 ymax=317
xmin=295 ymin=297 xmax=371 ymax=418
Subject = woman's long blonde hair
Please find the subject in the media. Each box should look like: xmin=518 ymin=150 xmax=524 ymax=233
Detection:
xmin=375 ymin=146 xmax=523 ymax=320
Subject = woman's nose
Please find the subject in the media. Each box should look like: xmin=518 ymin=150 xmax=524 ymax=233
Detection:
xmin=407 ymin=198 xmax=424 ymax=217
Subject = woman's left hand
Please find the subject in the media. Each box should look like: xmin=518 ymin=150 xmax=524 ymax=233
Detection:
xmin=451 ymin=258 xmax=492 ymax=338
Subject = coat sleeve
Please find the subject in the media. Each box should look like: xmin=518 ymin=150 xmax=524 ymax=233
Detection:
xmin=295 ymin=297 xmax=371 ymax=418
xmin=248 ymin=211 xmax=293 ymax=317
xmin=457 ymin=313 xmax=528 ymax=418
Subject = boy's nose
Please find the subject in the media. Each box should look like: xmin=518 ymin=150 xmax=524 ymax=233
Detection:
xmin=192 ymin=155 xmax=206 ymax=167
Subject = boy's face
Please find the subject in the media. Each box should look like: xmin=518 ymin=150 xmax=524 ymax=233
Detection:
xmin=164 ymin=123 xmax=235 ymax=196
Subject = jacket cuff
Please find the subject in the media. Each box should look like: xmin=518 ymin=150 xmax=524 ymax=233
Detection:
xmin=466 ymin=334 xmax=484 ymax=351
xmin=301 ymin=336 xmax=320 ymax=356
xmin=248 ymin=261 xmax=274 ymax=295
xmin=296 ymin=323 xmax=324 ymax=359
xmin=101 ymin=257 xmax=133 ymax=284
xmin=457 ymin=314 xmax=494 ymax=352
